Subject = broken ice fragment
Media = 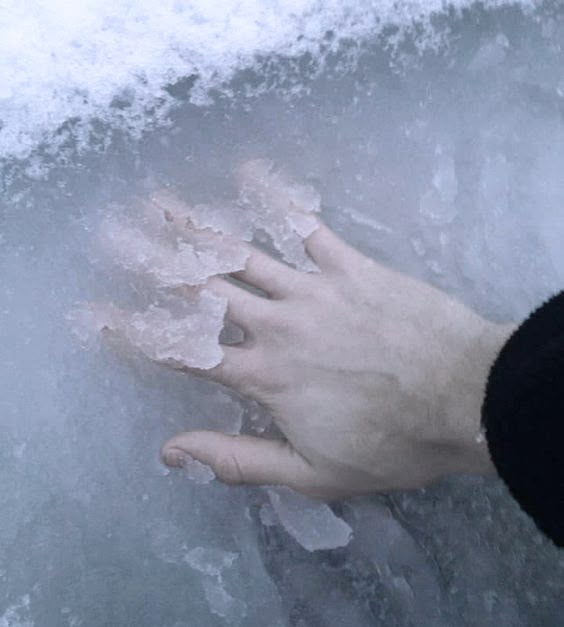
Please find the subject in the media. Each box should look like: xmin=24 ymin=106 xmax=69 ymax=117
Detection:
xmin=151 ymin=162 xmax=321 ymax=272
xmin=155 ymin=195 xmax=254 ymax=242
xmin=183 ymin=455 xmax=216 ymax=484
xmin=237 ymin=159 xmax=321 ymax=216
xmin=70 ymin=289 xmax=227 ymax=370
xmin=266 ymin=487 xmax=353 ymax=551
xmin=101 ymin=214 xmax=248 ymax=287
xmin=236 ymin=159 xmax=320 ymax=271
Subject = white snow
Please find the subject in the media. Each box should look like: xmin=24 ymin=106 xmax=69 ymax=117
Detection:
xmin=0 ymin=0 xmax=530 ymax=163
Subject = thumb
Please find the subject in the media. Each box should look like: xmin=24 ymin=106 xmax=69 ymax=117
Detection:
xmin=161 ymin=430 xmax=315 ymax=489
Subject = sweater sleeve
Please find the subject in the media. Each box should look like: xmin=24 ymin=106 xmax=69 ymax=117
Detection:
xmin=482 ymin=291 xmax=564 ymax=548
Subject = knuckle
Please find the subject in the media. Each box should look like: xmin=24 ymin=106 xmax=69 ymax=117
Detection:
xmin=256 ymin=302 xmax=285 ymax=331
xmin=214 ymin=451 xmax=244 ymax=485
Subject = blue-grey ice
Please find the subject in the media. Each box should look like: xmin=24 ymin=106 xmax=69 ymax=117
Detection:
xmin=1 ymin=0 xmax=563 ymax=626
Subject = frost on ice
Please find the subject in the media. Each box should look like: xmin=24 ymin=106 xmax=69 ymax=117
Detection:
xmin=184 ymin=547 xmax=247 ymax=624
xmin=184 ymin=546 xmax=239 ymax=577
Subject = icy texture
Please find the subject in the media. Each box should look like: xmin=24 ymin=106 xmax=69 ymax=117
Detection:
xmin=184 ymin=546 xmax=239 ymax=577
xmin=2 ymin=3 xmax=564 ymax=627
xmin=0 ymin=596 xmax=33 ymax=627
xmin=100 ymin=216 xmax=249 ymax=287
xmin=202 ymin=579 xmax=247 ymax=624
xmin=258 ymin=503 xmax=278 ymax=527
xmin=469 ymin=33 xmax=510 ymax=72
xmin=185 ymin=548 xmax=247 ymax=624
xmin=236 ymin=160 xmax=321 ymax=270
xmin=419 ymin=145 xmax=459 ymax=225
xmin=266 ymin=487 xmax=353 ymax=552
xmin=205 ymin=391 xmax=244 ymax=436
xmin=73 ymin=161 xmax=320 ymax=367
xmin=71 ymin=291 xmax=226 ymax=370
xmin=0 ymin=0 xmax=529 ymax=165
xmin=171 ymin=159 xmax=321 ymax=270
xmin=183 ymin=455 xmax=216 ymax=484
xmin=247 ymin=406 xmax=272 ymax=435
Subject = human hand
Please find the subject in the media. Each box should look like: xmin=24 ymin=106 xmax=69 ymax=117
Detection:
xmin=159 ymin=216 xmax=513 ymax=499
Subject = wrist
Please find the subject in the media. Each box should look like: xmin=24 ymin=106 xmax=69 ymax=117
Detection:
xmin=438 ymin=317 xmax=516 ymax=477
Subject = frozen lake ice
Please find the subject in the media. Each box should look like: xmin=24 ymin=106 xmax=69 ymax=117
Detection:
xmin=1 ymin=1 xmax=564 ymax=625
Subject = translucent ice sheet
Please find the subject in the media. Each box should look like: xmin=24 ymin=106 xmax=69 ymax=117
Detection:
xmin=1 ymin=2 xmax=563 ymax=626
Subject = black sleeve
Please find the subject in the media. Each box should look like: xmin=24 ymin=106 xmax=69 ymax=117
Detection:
xmin=482 ymin=291 xmax=564 ymax=548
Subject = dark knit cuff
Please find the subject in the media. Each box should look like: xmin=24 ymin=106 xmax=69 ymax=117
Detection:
xmin=482 ymin=291 xmax=564 ymax=548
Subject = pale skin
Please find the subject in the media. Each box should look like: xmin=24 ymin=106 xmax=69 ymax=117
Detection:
xmin=158 ymin=219 xmax=515 ymax=499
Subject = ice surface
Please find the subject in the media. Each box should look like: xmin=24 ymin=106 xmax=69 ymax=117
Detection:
xmin=153 ymin=160 xmax=321 ymax=270
xmin=236 ymin=160 xmax=321 ymax=270
xmin=2 ymin=2 xmax=564 ymax=627
xmin=184 ymin=548 xmax=247 ymax=624
xmin=0 ymin=0 xmax=529 ymax=166
xmin=184 ymin=546 xmax=239 ymax=577
xmin=202 ymin=579 xmax=247 ymax=624
xmin=70 ymin=290 xmax=227 ymax=370
xmin=183 ymin=455 xmax=216 ymax=484
xmin=72 ymin=161 xmax=321 ymax=366
xmin=469 ymin=33 xmax=510 ymax=72
xmin=100 ymin=214 xmax=249 ymax=287
xmin=266 ymin=487 xmax=353 ymax=552
xmin=258 ymin=503 xmax=278 ymax=528
xmin=419 ymin=145 xmax=458 ymax=225
xmin=0 ymin=596 xmax=33 ymax=627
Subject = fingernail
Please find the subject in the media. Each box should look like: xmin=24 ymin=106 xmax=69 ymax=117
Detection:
xmin=163 ymin=448 xmax=186 ymax=468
